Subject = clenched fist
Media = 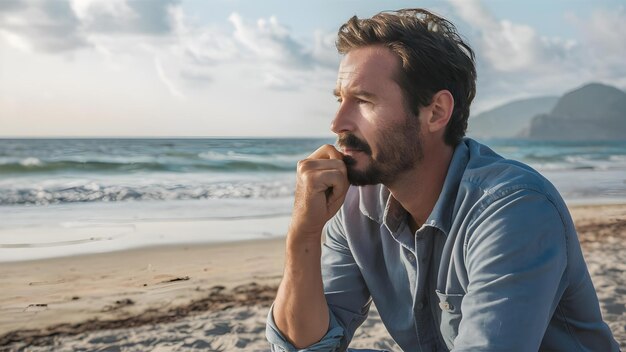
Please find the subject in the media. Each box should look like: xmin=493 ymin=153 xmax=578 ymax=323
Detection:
xmin=288 ymin=144 xmax=350 ymax=242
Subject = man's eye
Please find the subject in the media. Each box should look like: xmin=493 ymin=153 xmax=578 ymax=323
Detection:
xmin=335 ymin=97 xmax=369 ymax=105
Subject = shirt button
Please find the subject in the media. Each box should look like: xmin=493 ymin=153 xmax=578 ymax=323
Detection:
xmin=439 ymin=301 xmax=452 ymax=311
xmin=416 ymin=301 xmax=425 ymax=310
xmin=407 ymin=253 xmax=415 ymax=263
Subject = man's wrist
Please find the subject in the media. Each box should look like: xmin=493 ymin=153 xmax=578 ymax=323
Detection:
xmin=286 ymin=223 xmax=324 ymax=243
xmin=286 ymin=231 xmax=323 ymax=253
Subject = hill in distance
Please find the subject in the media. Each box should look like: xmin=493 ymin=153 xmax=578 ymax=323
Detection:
xmin=519 ymin=83 xmax=626 ymax=141
xmin=467 ymin=96 xmax=559 ymax=139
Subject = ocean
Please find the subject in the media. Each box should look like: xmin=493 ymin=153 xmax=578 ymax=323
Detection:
xmin=1 ymin=138 xmax=625 ymax=261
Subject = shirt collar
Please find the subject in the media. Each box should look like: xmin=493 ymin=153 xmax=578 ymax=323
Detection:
xmin=357 ymin=138 xmax=471 ymax=237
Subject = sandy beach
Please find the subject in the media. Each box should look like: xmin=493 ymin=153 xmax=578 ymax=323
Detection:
xmin=1 ymin=204 xmax=624 ymax=351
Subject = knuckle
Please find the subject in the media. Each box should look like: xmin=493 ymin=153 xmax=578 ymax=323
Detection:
xmin=323 ymin=144 xmax=338 ymax=154
xmin=296 ymin=159 xmax=309 ymax=172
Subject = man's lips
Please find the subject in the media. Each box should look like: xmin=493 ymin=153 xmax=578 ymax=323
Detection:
xmin=336 ymin=133 xmax=372 ymax=156
xmin=342 ymin=148 xmax=363 ymax=154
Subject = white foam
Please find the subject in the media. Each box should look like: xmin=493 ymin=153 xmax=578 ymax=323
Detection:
xmin=19 ymin=157 xmax=42 ymax=167
xmin=0 ymin=172 xmax=296 ymax=205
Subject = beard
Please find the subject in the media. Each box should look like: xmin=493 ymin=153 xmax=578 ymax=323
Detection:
xmin=337 ymin=114 xmax=423 ymax=186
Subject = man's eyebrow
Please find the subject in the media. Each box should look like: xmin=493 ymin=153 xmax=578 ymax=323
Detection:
xmin=332 ymin=88 xmax=377 ymax=100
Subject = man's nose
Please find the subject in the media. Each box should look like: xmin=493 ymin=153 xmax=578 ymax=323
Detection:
xmin=330 ymin=102 xmax=356 ymax=134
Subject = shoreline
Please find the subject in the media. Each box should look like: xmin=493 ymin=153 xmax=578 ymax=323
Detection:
xmin=0 ymin=236 xmax=287 ymax=265
xmin=1 ymin=202 xmax=623 ymax=265
xmin=0 ymin=197 xmax=293 ymax=263
xmin=0 ymin=203 xmax=624 ymax=350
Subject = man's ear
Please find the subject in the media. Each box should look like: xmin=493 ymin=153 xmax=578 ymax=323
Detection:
xmin=427 ymin=90 xmax=454 ymax=133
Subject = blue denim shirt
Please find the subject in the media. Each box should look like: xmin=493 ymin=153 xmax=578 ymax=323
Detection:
xmin=267 ymin=138 xmax=619 ymax=351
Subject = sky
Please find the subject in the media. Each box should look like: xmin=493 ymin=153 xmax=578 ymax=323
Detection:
xmin=1 ymin=0 xmax=625 ymax=137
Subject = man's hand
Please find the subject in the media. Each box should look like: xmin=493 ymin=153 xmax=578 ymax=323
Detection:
xmin=289 ymin=144 xmax=349 ymax=241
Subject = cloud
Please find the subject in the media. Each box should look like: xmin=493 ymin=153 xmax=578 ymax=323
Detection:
xmin=0 ymin=2 xmax=339 ymax=70
xmin=313 ymin=30 xmax=341 ymax=69
xmin=226 ymin=12 xmax=339 ymax=71
xmin=154 ymin=57 xmax=185 ymax=99
xmin=179 ymin=69 xmax=212 ymax=86
xmin=0 ymin=0 xmax=179 ymax=54
xmin=223 ymin=12 xmax=339 ymax=90
xmin=228 ymin=12 xmax=313 ymax=68
xmin=578 ymin=6 xmax=626 ymax=56
xmin=262 ymin=72 xmax=295 ymax=91
xmin=0 ymin=0 xmax=88 ymax=52
xmin=0 ymin=2 xmax=341 ymax=97
xmin=170 ymin=6 xmax=238 ymax=65
xmin=568 ymin=6 xmax=626 ymax=80
xmin=0 ymin=0 xmax=25 ymax=12
xmin=70 ymin=0 xmax=179 ymax=35
xmin=447 ymin=0 xmax=576 ymax=73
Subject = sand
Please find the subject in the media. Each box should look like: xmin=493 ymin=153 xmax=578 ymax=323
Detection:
xmin=1 ymin=204 xmax=624 ymax=351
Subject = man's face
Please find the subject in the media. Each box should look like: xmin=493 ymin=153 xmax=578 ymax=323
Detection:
xmin=332 ymin=45 xmax=423 ymax=186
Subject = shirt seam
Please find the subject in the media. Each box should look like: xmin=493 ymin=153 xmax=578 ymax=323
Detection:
xmin=462 ymin=182 xmax=543 ymax=254
xmin=556 ymin=303 xmax=586 ymax=352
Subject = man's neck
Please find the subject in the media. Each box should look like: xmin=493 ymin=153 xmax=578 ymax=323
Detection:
xmin=387 ymin=144 xmax=454 ymax=233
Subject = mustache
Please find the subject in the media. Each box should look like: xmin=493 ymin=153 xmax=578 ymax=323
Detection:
xmin=336 ymin=133 xmax=372 ymax=156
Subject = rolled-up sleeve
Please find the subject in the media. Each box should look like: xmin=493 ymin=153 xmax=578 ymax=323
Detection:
xmin=266 ymin=303 xmax=345 ymax=352
xmin=452 ymin=189 xmax=568 ymax=351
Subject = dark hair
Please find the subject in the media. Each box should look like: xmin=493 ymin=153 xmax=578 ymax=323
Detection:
xmin=336 ymin=9 xmax=476 ymax=145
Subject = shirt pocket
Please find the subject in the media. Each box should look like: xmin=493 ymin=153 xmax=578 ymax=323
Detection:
xmin=435 ymin=290 xmax=464 ymax=350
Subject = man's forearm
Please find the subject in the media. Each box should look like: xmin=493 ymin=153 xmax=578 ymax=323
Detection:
xmin=273 ymin=232 xmax=330 ymax=349
xmin=272 ymin=144 xmax=349 ymax=348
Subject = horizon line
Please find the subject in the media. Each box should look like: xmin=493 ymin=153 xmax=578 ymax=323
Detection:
xmin=0 ymin=135 xmax=336 ymax=140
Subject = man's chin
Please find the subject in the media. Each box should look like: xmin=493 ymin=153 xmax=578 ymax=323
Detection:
xmin=346 ymin=165 xmax=383 ymax=186
xmin=342 ymin=154 xmax=382 ymax=185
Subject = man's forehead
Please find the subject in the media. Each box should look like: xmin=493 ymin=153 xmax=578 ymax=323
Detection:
xmin=335 ymin=46 xmax=400 ymax=91
xmin=335 ymin=70 xmax=370 ymax=95
xmin=336 ymin=67 xmax=360 ymax=85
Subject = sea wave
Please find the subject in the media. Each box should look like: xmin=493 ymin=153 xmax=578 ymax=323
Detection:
xmin=0 ymin=180 xmax=295 ymax=206
xmin=0 ymin=159 xmax=296 ymax=174
xmin=19 ymin=157 xmax=42 ymax=166
xmin=509 ymin=152 xmax=626 ymax=172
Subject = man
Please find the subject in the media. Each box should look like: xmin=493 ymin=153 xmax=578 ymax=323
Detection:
xmin=266 ymin=9 xmax=619 ymax=352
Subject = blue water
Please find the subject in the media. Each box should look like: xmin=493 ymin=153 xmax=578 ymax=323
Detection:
xmin=0 ymin=138 xmax=326 ymax=174
xmin=0 ymin=138 xmax=329 ymax=206
xmin=0 ymin=138 xmax=624 ymax=206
